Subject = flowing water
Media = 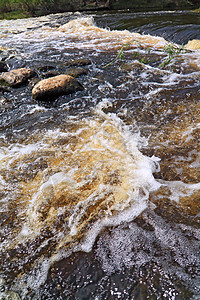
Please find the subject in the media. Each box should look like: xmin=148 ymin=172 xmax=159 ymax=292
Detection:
xmin=0 ymin=10 xmax=200 ymax=299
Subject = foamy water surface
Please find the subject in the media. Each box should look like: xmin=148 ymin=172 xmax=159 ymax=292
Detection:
xmin=0 ymin=10 xmax=200 ymax=299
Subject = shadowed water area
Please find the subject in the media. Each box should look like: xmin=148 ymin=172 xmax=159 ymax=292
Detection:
xmin=0 ymin=10 xmax=200 ymax=299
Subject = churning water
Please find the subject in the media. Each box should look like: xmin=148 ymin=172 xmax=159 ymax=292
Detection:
xmin=0 ymin=10 xmax=200 ymax=299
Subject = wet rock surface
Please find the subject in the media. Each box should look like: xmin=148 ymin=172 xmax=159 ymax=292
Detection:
xmin=32 ymin=74 xmax=84 ymax=100
xmin=66 ymin=67 xmax=88 ymax=78
xmin=0 ymin=12 xmax=200 ymax=300
xmin=64 ymin=58 xmax=92 ymax=67
xmin=0 ymin=85 xmax=10 ymax=93
xmin=0 ymin=68 xmax=36 ymax=87
xmin=0 ymin=61 xmax=8 ymax=73
xmin=38 ymin=204 xmax=199 ymax=300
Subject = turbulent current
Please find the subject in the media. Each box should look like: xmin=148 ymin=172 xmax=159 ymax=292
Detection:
xmin=0 ymin=10 xmax=200 ymax=299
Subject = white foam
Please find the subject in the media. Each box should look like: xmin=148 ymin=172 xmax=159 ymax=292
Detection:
xmin=159 ymin=180 xmax=200 ymax=203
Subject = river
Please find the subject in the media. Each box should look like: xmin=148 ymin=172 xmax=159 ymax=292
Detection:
xmin=0 ymin=9 xmax=200 ymax=299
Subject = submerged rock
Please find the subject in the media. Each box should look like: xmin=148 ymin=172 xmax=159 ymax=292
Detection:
xmin=32 ymin=74 xmax=84 ymax=100
xmin=41 ymin=70 xmax=60 ymax=79
xmin=66 ymin=67 xmax=88 ymax=78
xmin=28 ymin=77 xmax=41 ymax=89
xmin=36 ymin=65 xmax=55 ymax=72
xmin=0 ymin=68 xmax=36 ymax=87
xmin=0 ymin=85 xmax=10 ymax=93
xmin=65 ymin=58 xmax=91 ymax=67
xmin=0 ymin=61 xmax=8 ymax=73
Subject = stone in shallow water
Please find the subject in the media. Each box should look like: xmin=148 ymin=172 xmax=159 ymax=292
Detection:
xmin=0 ymin=67 xmax=35 ymax=87
xmin=32 ymin=74 xmax=84 ymax=100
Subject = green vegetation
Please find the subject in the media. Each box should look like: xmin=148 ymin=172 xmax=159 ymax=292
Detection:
xmin=0 ymin=0 xmax=86 ymax=18
xmin=158 ymin=43 xmax=185 ymax=68
xmin=193 ymin=7 xmax=200 ymax=12
xmin=0 ymin=10 xmax=28 ymax=19
xmin=103 ymin=42 xmax=131 ymax=68
xmin=103 ymin=41 xmax=186 ymax=69
xmin=0 ymin=0 xmax=199 ymax=19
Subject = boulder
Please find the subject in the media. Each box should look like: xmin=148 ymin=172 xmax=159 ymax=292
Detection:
xmin=32 ymin=74 xmax=84 ymax=100
xmin=0 ymin=68 xmax=35 ymax=87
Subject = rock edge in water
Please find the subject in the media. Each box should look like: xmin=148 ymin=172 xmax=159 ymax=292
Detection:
xmin=0 ymin=61 xmax=8 ymax=73
xmin=0 ymin=68 xmax=35 ymax=87
xmin=185 ymin=39 xmax=200 ymax=50
xmin=32 ymin=74 xmax=84 ymax=100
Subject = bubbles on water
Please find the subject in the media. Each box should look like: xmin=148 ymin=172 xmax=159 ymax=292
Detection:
xmin=0 ymin=10 xmax=200 ymax=299
xmin=95 ymin=208 xmax=200 ymax=298
xmin=0 ymin=111 xmax=163 ymax=298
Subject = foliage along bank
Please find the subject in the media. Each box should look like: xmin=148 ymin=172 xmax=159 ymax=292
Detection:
xmin=0 ymin=0 xmax=199 ymax=19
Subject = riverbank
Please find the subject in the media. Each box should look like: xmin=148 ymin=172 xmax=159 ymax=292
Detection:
xmin=0 ymin=0 xmax=199 ymax=20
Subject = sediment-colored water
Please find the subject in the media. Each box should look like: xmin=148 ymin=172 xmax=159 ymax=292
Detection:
xmin=0 ymin=10 xmax=200 ymax=299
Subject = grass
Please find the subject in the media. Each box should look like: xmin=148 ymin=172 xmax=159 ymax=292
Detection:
xmin=0 ymin=10 xmax=29 ymax=20
xmin=103 ymin=40 xmax=186 ymax=69
xmin=103 ymin=42 xmax=131 ymax=68
xmin=193 ymin=7 xmax=200 ymax=12
xmin=158 ymin=43 xmax=185 ymax=68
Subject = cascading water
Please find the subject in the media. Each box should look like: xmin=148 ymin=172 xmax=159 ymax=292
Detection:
xmin=0 ymin=10 xmax=200 ymax=299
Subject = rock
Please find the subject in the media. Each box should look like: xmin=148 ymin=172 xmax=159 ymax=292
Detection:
xmin=37 ymin=65 xmax=55 ymax=72
xmin=0 ymin=68 xmax=36 ymax=87
xmin=121 ymin=61 xmax=145 ymax=72
xmin=32 ymin=74 xmax=84 ymax=100
xmin=41 ymin=70 xmax=60 ymax=78
xmin=185 ymin=39 xmax=200 ymax=50
xmin=65 ymin=58 xmax=91 ymax=67
xmin=66 ymin=67 xmax=88 ymax=78
xmin=0 ymin=61 xmax=8 ymax=73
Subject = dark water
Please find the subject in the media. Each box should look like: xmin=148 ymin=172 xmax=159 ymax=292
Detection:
xmin=93 ymin=10 xmax=200 ymax=44
xmin=0 ymin=10 xmax=200 ymax=300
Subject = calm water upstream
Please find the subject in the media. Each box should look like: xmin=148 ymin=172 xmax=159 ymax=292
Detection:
xmin=0 ymin=10 xmax=200 ymax=299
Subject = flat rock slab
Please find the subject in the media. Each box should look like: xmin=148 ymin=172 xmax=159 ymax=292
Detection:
xmin=32 ymin=74 xmax=84 ymax=100
xmin=0 ymin=68 xmax=35 ymax=87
